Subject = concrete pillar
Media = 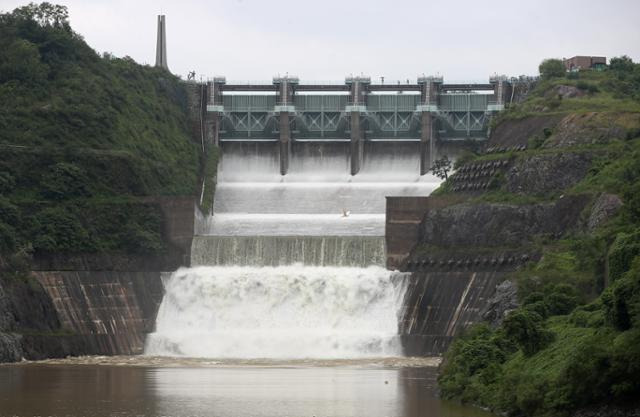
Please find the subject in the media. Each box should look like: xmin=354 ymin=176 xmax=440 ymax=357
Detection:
xmin=273 ymin=76 xmax=298 ymax=175
xmin=420 ymin=113 xmax=433 ymax=176
xmin=279 ymin=112 xmax=291 ymax=175
xmin=155 ymin=15 xmax=168 ymax=70
xmin=205 ymin=78 xmax=226 ymax=147
xmin=490 ymin=75 xmax=510 ymax=109
xmin=350 ymin=111 xmax=363 ymax=175
xmin=346 ymin=76 xmax=370 ymax=176
xmin=206 ymin=113 xmax=219 ymax=146
xmin=417 ymin=76 xmax=442 ymax=175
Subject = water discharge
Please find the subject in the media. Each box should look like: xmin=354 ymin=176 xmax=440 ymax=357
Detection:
xmin=190 ymin=235 xmax=386 ymax=266
xmin=207 ymin=142 xmax=441 ymax=236
xmin=145 ymin=265 xmax=407 ymax=359
xmin=146 ymin=142 xmax=440 ymax=359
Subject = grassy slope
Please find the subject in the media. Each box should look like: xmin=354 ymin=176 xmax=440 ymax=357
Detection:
xmin=0 ymin=5 xmax=201 ymax=257
xmin=438 ymin=61 xmax=640 ymax=416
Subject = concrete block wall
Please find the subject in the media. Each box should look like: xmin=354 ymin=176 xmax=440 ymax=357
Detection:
xmin=385 ymin=195 xmax=465 ymax=270
xmin=399 ymin=271 xmax=504 ymax=356
xmin=30 ymin=197 xmax=198 ymax=355
xmin=34 ymin=271 xmax=164 ymax=355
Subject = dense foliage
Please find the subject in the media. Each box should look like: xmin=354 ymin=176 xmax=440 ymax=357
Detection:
xmin=439 ymin=58 xmax=640 ymax=416
xmin=499 ymin=56 xmax=640 ymax=120
xmin=0 ymin=3 xmax=201 ymax=256
xmin=538 ymin=58 xmax=566 ymax=79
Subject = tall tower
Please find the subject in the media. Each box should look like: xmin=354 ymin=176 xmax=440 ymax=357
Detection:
xmin=155 ymin=15 xmax=168 ymax=70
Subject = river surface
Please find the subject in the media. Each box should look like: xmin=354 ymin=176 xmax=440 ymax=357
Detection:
xmin=0 ymin=357 xmax=494 ymax=417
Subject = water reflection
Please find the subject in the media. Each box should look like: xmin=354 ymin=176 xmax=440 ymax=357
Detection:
xmin=0 ymin=364 xmax=495 ymax=417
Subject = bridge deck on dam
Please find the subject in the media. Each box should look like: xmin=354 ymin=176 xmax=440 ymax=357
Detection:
xmin=196 ymin=75 xmax=512 ymax=176
xmin=206 ymin=76 xmax=509 ymax=143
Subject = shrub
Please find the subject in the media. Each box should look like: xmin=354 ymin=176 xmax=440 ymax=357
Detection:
xmin=556 ymin=333 xmax=613 ymax=409
xmin=31 ymin=206 xmax=92 ymax=252
xmin=539 ymin=59 xmax=566 ymax=79
xmin=609 ymin=329 xmax=640 ymax=399
xmin=576 ymin=81 xmax=599 ymax=94
xmin=545 ymin=283 xmax=580 ymax=315
xmin=0 ymin=222 xmax=16 ymax=252
xmin=503 ymin=310 xmax=553 ymax=356
xmin=609 ymin=55 xmax=635 ymax=74
xmin=438 ymin=324 xmax=506 ymax=405
xmin=40 ymin=162 xmax=91 ymax=200
xmin=603 ymin=257 xmax=640 ymax=330
xmin=0 ymin=172 xmax=16 ymax=195
xmin=608 ymin=232 xmax=640 ymax=282
xmin=0 ymin=197 xmax=19 ymax=224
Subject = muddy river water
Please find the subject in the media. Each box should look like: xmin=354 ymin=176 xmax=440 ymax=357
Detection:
xmin=0 ymin=356 xmax=495 ymax=417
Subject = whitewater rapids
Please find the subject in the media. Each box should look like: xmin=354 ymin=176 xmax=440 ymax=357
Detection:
xmin=145 ymin=265 xmax=408 ymax=359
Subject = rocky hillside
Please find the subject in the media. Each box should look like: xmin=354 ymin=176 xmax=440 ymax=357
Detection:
xmin=435 ymin=58 xmax=640 ymax=416
xmin=0 ymin=3 xmax=206 ymax=362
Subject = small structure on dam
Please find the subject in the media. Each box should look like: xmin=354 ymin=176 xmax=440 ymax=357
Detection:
xmin=201 ymin=75 xmax=512 ymax=175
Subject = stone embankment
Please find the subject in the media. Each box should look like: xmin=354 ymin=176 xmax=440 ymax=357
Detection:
xmin=388 ymin=113 xmax=625 ymax=356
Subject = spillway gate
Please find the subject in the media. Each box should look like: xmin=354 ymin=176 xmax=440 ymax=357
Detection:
xmin=201 ymin=75 xmax=511 ymax=175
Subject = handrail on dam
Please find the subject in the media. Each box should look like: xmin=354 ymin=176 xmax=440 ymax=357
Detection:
xmin=199 ymin=75 xmax=517 ymax=176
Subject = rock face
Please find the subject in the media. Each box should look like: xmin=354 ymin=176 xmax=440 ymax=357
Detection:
xmin=0 ymin=275 xmax=87 ymax=363
xmin=505 ymin=152 xmax=592 ymax=195
xmin=0 ymin=332 xmax=21 ymax=363
xmin=548 ymin=85 xmax=584 ymax=99
xmin=588 ymin=193 xmax=623 ymax=231
xmin=481 ymin=280 xmax=519 ymax=327
xmin=0 ymin=279 xmax=21 ymax=362
xmin=573 ymin=404 xmax=640 ymax=417
xmin=545 ymin=112 xmax=640 ymax=148
xmin=489 ymin=115 xmax=563 ymax=148
xmin=421 ymin=195 xmax=591 ymax=248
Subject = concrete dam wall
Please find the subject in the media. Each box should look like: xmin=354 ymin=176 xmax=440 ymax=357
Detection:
xmin=33 ymin=270 xmax=164 ymax=355
xmin=388 ymin=190 xmax=594 ymax=355
xmin=191 ymin=236 xmax=386 ymax=267
xmin=23 ymin=197 xmax=198 ymax=357
xmin=399 ymin=271 xmax=504 ymax=356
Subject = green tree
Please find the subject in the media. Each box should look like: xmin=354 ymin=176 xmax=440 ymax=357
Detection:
xmin=31 ymin=207 xmax=92 ymax=252
xmin=609 ymin=55 xmax=634 ymax=73
xmin=503 ymin=310 xmax=552 ymax=356
xmin=538 ymin=58 xmax=566 ymax=79
xmin=10 ymin=2 xmax=69 ymax=28
xmin=430 ymin=156 xmax=452 ymax=180
xmin=0 ymin=38 xmax=48 ymax=83
xmin=40 ymin=162 xmax=91 ymax=200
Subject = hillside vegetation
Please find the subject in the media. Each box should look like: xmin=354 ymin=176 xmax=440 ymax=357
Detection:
xmin=0 ymin=3 xmax=201 ymax=260
xmin=438 ymin=58 xmax=640 ymax=416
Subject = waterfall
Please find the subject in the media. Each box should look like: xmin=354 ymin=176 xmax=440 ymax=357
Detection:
xmin=145 ymin=265 xmax=407 ymax=359
xmin=190 ymin=236 xmax=386 ymax=267
xmin=145 ymin=142 xmax=439 ymax=359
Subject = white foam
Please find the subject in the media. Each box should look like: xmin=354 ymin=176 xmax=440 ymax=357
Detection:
xmin=145 ymin=265 xmax=408 ymax=359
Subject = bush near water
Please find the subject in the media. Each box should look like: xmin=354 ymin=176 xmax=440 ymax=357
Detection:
xmin=0 ymin=3 xmax=204 ymax=260
xmin=438 ymin=58 xmax=640 ymax=416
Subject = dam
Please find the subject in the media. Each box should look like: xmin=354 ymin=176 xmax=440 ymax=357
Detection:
xmin=146 ymin=123 xmax=445 ymax=357
xmin=143 ymin=71 xmax=520 ymax=358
